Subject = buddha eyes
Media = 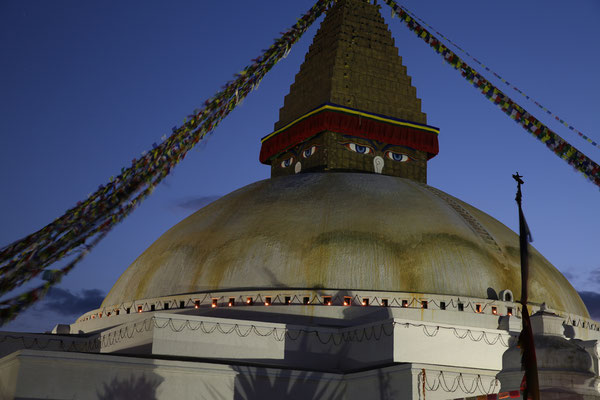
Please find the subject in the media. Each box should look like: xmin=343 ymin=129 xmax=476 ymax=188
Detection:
xmin=280 ymin=146 xmax=316 ymax=168
xmin=286 ymin=143 xmax=409 ymax=165
xmin=344 ymin=142 xmax=373 ymax=154
xmin=281 ymin=157 xmax=294 ymax=168
xmin=302 ymin=145 xmax=317 ymax=158
xmin=385 ymin=151 xmax=411 ymax=162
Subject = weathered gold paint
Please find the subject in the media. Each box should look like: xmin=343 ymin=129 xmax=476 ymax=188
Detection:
xmin=102 ymin=173 xmax=589 ymax=318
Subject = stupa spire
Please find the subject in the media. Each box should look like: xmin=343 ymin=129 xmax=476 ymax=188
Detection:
xmin=260 ymin=0 xmax=439 ymax=183
xmin=277 ymin=0 xmax=427 ymax=129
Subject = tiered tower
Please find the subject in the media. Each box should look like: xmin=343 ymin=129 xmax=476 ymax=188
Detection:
xmin=260 ymin=0 xmax=439 ymax=182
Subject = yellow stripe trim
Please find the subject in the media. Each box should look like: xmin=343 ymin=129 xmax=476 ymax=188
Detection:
xmin=261 ymin=104 xmax=439 ymax=143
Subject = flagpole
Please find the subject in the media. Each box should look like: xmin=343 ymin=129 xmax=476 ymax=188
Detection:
xmin=512 ymin=172 xmax=540 ymax=400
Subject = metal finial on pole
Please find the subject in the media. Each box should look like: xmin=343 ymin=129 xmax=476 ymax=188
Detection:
xmin=512 ymin=172 xmax=524 ymax=204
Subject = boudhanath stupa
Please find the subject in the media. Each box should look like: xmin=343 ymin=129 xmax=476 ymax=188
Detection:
xmin=0 ymin=1 xmax=598 ymax=399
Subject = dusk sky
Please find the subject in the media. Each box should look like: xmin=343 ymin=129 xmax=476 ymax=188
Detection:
xmin=1 ymin=0 xmax=599 ymax=332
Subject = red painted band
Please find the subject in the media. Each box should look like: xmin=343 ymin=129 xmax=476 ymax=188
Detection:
xmin=259 ymin=110 xmax=439 ymax=164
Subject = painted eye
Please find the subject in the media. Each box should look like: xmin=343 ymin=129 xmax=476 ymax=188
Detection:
xmin=345 ymin=143 xmax=373 ymax=154
xmin=302 ymin=145 xmax=317 ymax=159
xmin=385 ymin=151 xmax=411 ymax=162
xmin=281 ymin=157 xmax=294 ymax=168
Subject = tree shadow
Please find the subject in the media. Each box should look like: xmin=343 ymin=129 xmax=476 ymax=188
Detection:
xmin=232 ymin=365 xmax=344 ymax=400
xmin=229 ymin=288 xmax=397 ymax=398
xmin=96 ymin=374 xmax=163 ymax=400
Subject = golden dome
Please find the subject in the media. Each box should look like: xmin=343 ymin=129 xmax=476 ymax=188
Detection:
xmin=102 ymin=172 xmax=588 ymax=317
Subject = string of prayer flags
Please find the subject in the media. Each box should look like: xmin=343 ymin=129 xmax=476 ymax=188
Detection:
xmin=0 ymin=0 xmax=332 ymax=325
xmin=384 ymin=0 xmax=600 ymax=189
xmin=396 ymin=5 xmax=600 ymax=152
xmin=451 ymin=391 xmax=521 ymax=400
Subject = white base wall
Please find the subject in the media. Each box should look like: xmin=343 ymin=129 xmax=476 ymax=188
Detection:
xmin=0 ymin=350 xmax=500 ymax=400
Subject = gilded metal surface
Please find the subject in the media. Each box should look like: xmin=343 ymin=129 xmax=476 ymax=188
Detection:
xmin=102 ymin=173 xmax=589 ymax=318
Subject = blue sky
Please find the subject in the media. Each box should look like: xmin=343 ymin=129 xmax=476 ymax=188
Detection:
xmin=1 ymin=0 xmax=599 ymax=332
